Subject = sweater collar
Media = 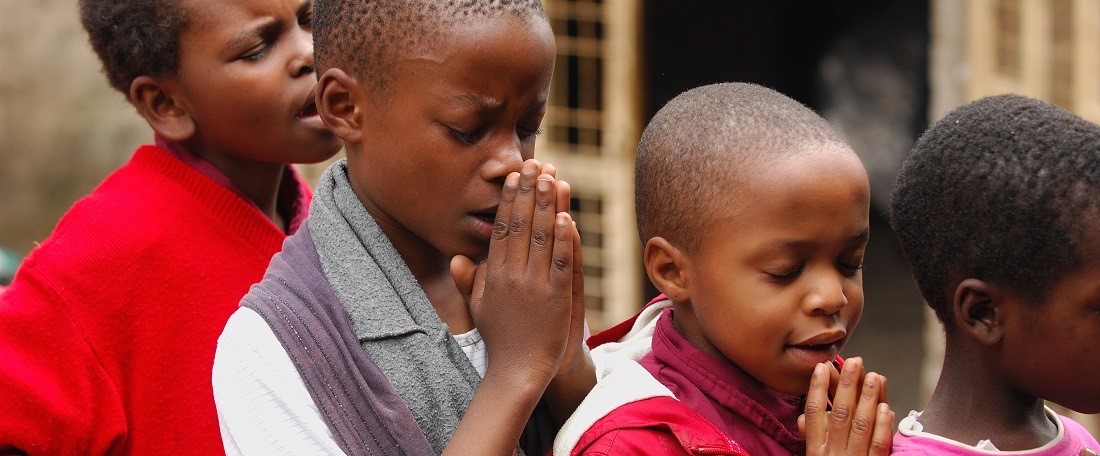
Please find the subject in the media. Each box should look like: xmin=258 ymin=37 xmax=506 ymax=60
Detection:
xmin=650 ymin=307 xmax=806 ymax=454
xmin=154 ymin=135 xmax=308 ymax=234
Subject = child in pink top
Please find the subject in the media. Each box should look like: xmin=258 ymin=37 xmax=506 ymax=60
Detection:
xmin=890 ymin=94 xmax=1100 ymax=455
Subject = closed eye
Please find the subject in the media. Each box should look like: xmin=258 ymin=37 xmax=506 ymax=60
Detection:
xmin=766 ymin=265 xmax=803 ymax=282
xmin=448 ymin=127 xmax=482 ymax=145
xmin=518 ymin=125 xmax=543 ymax=144
xmin=239 ymin=43 xmax=270 ymax=61
xmin=838 ymin=262 xmax=864 ymax=277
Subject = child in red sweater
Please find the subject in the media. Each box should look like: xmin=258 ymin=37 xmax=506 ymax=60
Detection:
xmin=0 ymin=0 xmax=341 ymax=454
xmin=555 ymin=83 xmax=893 ymax=456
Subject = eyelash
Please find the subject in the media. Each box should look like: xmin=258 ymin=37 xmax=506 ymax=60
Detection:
xmin=767 ymin=266 xmax=803 ymax=281
xmin=241 ymin=44 xmax=269 ymax=62
xmin=839 ymin=262 xmax=864 ymax=277
xmin=447 ymin=126 xmax=544 ymax=145
xmin=299 ymin=8 xmax=313 ymax=28
xmin=449 ymin=128 xmax=482 ymax=145
xmin=766 ymin=261 xmax=863 ymax=281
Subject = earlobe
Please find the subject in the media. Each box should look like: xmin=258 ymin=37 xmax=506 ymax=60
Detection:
xmin=317 ymin=68 xmax=363 ymax=144
xmin=954 ymin=278 xmax=1004 ymax=345
xmin=644 ymin=237 xmax=691 ymax=303
xmin=129 ymin=75 xmax=195 ymax=142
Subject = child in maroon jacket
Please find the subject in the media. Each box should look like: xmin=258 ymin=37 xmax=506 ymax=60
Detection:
xmin=555 ymin=83 xmax=893 ymax=456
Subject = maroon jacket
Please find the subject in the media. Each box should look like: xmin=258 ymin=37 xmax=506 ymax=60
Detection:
xmin=564 ymin=296 xmax=842 ymax=456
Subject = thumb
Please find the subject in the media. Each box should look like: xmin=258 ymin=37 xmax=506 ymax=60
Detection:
xmin=450 ymin=255 xmax=478 ymax=303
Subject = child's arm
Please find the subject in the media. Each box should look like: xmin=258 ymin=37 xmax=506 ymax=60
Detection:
xmin=446 ymin=161 xmax=579 ymax=455
xmin=800 ymin=357 xmax=894 ymax=456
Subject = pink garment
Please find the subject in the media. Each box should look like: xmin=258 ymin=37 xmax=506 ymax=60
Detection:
xmin=893 ymin=410 xmax=1100 ymax=455
xmin=639 ymin=307 xmax=807 ymax=455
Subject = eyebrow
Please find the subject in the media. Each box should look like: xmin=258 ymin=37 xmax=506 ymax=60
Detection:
xmin=224 ymin=18 xmax=277 ymax=53
xmin=447 ymin=93 xmax=549 ymax=113
xmin=770 ymin=229 xmax=870 ymax=251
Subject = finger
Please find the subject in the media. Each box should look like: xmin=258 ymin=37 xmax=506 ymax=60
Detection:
xmin=869 ymin=403 xmax=894 ymax=456
xmin=540 ymin=162 xmax=557 ymax=179
xmin=569 ymin=211 xmax=585 ymax=319
xmin=827 ymin=359 xmax=842 ymax=399
xmin=450 ymin=255 xmax=478 ymax=302
xmin=555 ymin=179 xmax=571 ymax=215
xmin=802 ymin=362 xmax=832 ymax=454
xmin=528 ymin=175 xmax=558 ymax=274
xmin=879 ymin=374 xmax=889 ymax=404
xmin=827 ymin=357 xmax=864 ymax=453
xmin=507 ymin=160 xmax=541 ymax=267
xmin=550 ymin=213 xmax=574 ymax=317
xmin=1081 ymin=449 xmax=1099 ymax=456
xmin=490 ymin=171 xmax=521 ymax=263
xmin=847 ymin=373 xmax=883 ymax=454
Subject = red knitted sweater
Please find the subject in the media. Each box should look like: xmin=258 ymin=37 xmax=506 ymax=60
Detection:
xmin=0 ymin=145 xmax=311 ymax=455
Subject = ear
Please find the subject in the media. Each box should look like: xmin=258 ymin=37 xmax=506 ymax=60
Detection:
xmin=129 ymin=75 xmax=195 ymax=142
xmin=644 ymin=237 xmax=692 ymax=303
xmin=953 ymin=278 xmax=1004 ymax=345
xmin=317 ymin=68 xmax=363 ymax=144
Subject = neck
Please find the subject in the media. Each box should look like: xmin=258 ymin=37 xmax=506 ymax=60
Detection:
xmin=918 ymin=338 xmax=1056 ymax=450
xmin=180 ymin=139 xmax=289 ymax=231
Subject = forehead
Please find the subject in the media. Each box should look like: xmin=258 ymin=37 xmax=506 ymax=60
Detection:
xmin=697 ymin=145 xmax=869 ymax=244
xmin=182 ymin=0 xmax=306 ymax=33
xmin=387 ymin=15 xmax=556 ymax=101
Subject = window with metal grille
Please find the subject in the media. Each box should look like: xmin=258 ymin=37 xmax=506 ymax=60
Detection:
xmin=547 ymin=0 xmax=605 ymax=156
xmin=570 ymin=194 xmax=605 ymax=313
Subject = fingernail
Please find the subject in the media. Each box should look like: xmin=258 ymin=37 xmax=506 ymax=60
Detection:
xmin=537 ymin=179 xmax=551 ymax=192
xmin=844 ymin=359 xmax=857 ymax=372
xmin=557 ymin=213 xmax=568 ymax=226
xmin=814 ymin=362 xmax=827 ymax=377
xmin=505 ymin=172 xmax=519 ymax=187
xmin=865 ymin=374 xmax=878 ymax=388
xmin=522 ymin=161 xmax=537 ymax=175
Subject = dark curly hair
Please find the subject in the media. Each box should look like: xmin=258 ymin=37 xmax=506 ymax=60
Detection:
xmin=635 ymin=82 xmax=851 ymax=252
xmin=79 ymin=0 xmax=190 ymax=94
xmin=313 ymin=0 xmax=546 ymax=101
xmin=890 ymin=94 xmax=1100 ymax=327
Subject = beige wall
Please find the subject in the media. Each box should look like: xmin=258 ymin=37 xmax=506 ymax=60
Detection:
xmin=0 ymin=1 xmax=147 ymax=255
xmin=0 ymin=1 xmax=338 ymax=256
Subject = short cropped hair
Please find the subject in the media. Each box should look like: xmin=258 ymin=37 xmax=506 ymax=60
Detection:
xmin=635 ymin=82 xmax=850 ymax=252
xmin=79 ymin=0 xmax=190 ymax=94
xmin=313 ymin=0 xmax=547 ymax=99
xmin=891 ymin=94 xmax=1100 ymax=326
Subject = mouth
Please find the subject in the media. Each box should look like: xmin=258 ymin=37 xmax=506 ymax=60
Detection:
xmin=471 ymin=208 xmax=498 ymax=225
xmin=469 ymin=207 xmax=498 ymax=238
xmin=297 ymin=97 xmax=318 ymax=119
xmin=786 ymin=330 xmax=846 ymax=365
xmin=791 ymin=330 xmax=846 ymax=349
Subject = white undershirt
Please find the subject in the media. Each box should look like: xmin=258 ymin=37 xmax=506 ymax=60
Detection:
xmin=212 ymin=308 xmax=490 ymax=455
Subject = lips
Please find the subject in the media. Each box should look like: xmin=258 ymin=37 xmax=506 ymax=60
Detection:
xmin=297 ymin=97 xmax=318 ymax=119
xmin=471 ymin=208 xmax=498 ymax=224
xmin=791 ymin=330 xmax=846 ymax=349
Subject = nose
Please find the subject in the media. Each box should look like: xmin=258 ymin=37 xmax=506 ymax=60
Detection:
xmin=482 ymin=134 xmax=529 ymax=183
xmin=803 ymin=271 xmax=848 ymax=316
xmin=288 ymin=27 xmax=315 ymax=78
